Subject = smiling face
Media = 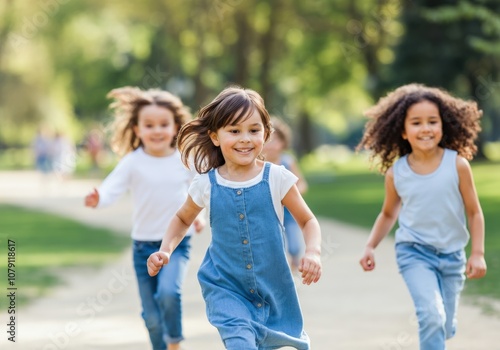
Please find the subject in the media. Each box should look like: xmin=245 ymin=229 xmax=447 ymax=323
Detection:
xmin=134 ymin=104 xmax=177 ymax=157
xmin=402 ymin=100 xmax=443 ymax=153
xmin=262 ymin=133 xmax=286 ymax=163
xmin=209 ymin=108 xmax=266 ymax=170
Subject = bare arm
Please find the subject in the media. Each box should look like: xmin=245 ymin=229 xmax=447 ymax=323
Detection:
xmin=282 ymin=185 xmax=321 ymax=285
xmin=457 ymin=157 xmax=486 ymax=279
xmin=360 ymin=168 xmax=401 ymax=271
xmin=147 ymin=195 xmax=203 ymax=276
xmin=289 ymin=159 xmax=308 ymax=194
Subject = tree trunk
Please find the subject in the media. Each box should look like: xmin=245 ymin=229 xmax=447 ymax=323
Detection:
xmin=467 ymin=72 xmax=486 ymax=159
xmin=296 ymin=110 xmax=314 ymax=157
xmin=234 ymin=10 xmax=250 ymax=86
xmin=259 ymin=0 xmax=281 ymax=104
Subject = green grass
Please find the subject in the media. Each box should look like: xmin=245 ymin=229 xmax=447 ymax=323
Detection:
xmin=0 ymin=205 xmax=129 ymax=305
xmin=302 ymin=157 xmax=500 ymax=300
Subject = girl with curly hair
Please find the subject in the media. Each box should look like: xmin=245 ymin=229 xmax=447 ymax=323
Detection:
xmin=357 ymin=83 xmax=486 ymax=349
xmin=84 ymin=86 xmax=205 ymax=350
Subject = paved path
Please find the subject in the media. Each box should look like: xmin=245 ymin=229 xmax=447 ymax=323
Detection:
xmin=0 ymin=171 xmax=499 ymax=350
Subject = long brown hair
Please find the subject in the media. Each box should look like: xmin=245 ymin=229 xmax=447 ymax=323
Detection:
xmin=178 ymin=86 xmax=272 ymax=174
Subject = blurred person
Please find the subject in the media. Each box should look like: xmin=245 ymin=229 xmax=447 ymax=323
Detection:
xmin=84 ymin=128 xmax=103 ymax=171
xmin=357 ymin=83 xmax=486 ymax=350
xmin=52 ymin=131 xmax=76 ymax=179
xmin=147 ymin=86 xmax=322 ymax=350
xmin=262 ymin=116 xmax=308 ymax=274
xmin=32 ymin=127 xmax=53 ymax=174
xmin=84 ymin=86 xmax=205 ymax=350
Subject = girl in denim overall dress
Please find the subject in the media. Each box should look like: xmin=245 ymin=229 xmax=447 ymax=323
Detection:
xmin=357 ymin=84 xmax=487 ymax=350
xmin=85 ymin=87 xmax=205 ymax=350
xmin=147 ymin=86 xmax=322 ymax=350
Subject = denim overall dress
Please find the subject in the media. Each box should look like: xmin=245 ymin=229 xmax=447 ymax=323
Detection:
xmin=198 ymin=163 xmax=310 ymax=349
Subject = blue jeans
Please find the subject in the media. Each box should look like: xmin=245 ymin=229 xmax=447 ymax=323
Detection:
xmin=284 ymin=208 xmax=304 ymax=268
xmin=396 ymin=242 xmax=466 ymax=350
xmin=133 ymin=237 xmax=192 ymax=350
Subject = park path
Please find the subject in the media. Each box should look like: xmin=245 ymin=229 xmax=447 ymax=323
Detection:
xmin=0 ymin=170 xmax=499 ymax=350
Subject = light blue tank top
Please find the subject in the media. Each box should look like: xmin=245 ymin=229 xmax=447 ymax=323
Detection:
xmin=393 ymin=149 xmax=469 ymax=253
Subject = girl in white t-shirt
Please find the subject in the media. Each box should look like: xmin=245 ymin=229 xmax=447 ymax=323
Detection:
xmin=85 ymin=86 xmax=204 ymax=350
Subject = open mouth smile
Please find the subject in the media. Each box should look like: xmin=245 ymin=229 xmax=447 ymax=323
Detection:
xmin=235 ymin=148 xmax=253 ymax=154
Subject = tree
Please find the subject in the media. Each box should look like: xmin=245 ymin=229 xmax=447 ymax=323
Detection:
xmin=384 ymin=0 xmax=500 ymax=156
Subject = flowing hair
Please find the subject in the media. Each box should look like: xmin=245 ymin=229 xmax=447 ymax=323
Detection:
xmin=178 ymin=86 xmax=272 ymax=173
xmin=107 ymin=86 xmax=191 ymax=156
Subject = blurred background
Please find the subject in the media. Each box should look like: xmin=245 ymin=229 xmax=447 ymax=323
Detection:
xmin=1 ymin=1 xmax=500 ymax=339
xmin=1 ymin=0 xmax=500 ymax=171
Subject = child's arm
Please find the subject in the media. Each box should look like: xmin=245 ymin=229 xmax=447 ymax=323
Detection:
xmin=457 ymin=157 xmax=487 ymax=279
xmin=84 ymin=158 xmax=131 ymax=209
xmin=359 ymin=167 xmax=401 ymax=271
xmin=282 ymin=185 xmax=321 ymax=285
xmin=147 ymin=195 xmax=202 ymax=276
xmin=289 ymin=159 xmax=308 ymax=194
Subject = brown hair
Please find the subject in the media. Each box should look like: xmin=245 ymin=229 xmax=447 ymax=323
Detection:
xmin=356 ymin=83 xmax=482 ymax=173
xmin=270 ymin=116 xmax=292 ymax=149
xmin=177 ymin=86 xmax=272 ymax=173
xmin=107 ymin=86 xmax=191 ymax=156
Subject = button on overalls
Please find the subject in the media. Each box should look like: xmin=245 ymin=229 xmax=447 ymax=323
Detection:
xmin=198 ymin=163 xmax=310 ymax=349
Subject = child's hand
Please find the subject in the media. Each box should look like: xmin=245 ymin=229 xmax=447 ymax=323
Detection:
xmin=299 ymin=252 xmax=321 ymax=285
xmin=84 ymin=188 xmax=99 ymax=208
xmin=193 ymin=216 xmax=206 ymax=234
xmin=360 ymin=247 xmax=375 ymax=271
xmin=147 ymin=251 xmax=170 ymax=277
xmin=466 ymin=253 xmax=487 ymax=279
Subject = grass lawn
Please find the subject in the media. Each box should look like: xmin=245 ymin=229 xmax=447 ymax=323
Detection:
xmin=303 ymin=157 xmax=500 ymax=300
xmin=0 ymin=205 xmax=130 ymax=306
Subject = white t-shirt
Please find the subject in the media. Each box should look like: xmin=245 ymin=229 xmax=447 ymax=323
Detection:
xmin=97 ymin=147 xmax=196 ymax=241
xmin=189 ymin=163 xmax=298 ymax=224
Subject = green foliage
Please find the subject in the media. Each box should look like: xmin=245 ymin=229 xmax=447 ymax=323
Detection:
xmin=384 ymin=0 xmax=500 ymax=149
xmin=423 ymin=1 xmax=500 ymax=54
xmin=0 ymin=204 xmax=129 ymax=305
xmin=0 ymin=1 xmax=402 ymax=152
xmin=1 ymin=1 xmax=499 ymax=154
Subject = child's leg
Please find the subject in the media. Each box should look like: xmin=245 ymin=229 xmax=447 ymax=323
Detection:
xmin=440 ymin=250 xmax=466 ymax=339
xmin=132 ymin=241 xmax=166 ymax=350
xmin=156 ymin=236 xmax=192 ymax=345
xmin=396 ymin=243 xmax=446 ymax=350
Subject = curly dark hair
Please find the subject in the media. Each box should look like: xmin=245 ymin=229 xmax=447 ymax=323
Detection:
xmin=177 ymin=86 xmax=272 ymax=174
xmin=107 ymin=86 xmax=191 ymax=156
xmin=356 ymin=83 xmax=482 ymax=173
